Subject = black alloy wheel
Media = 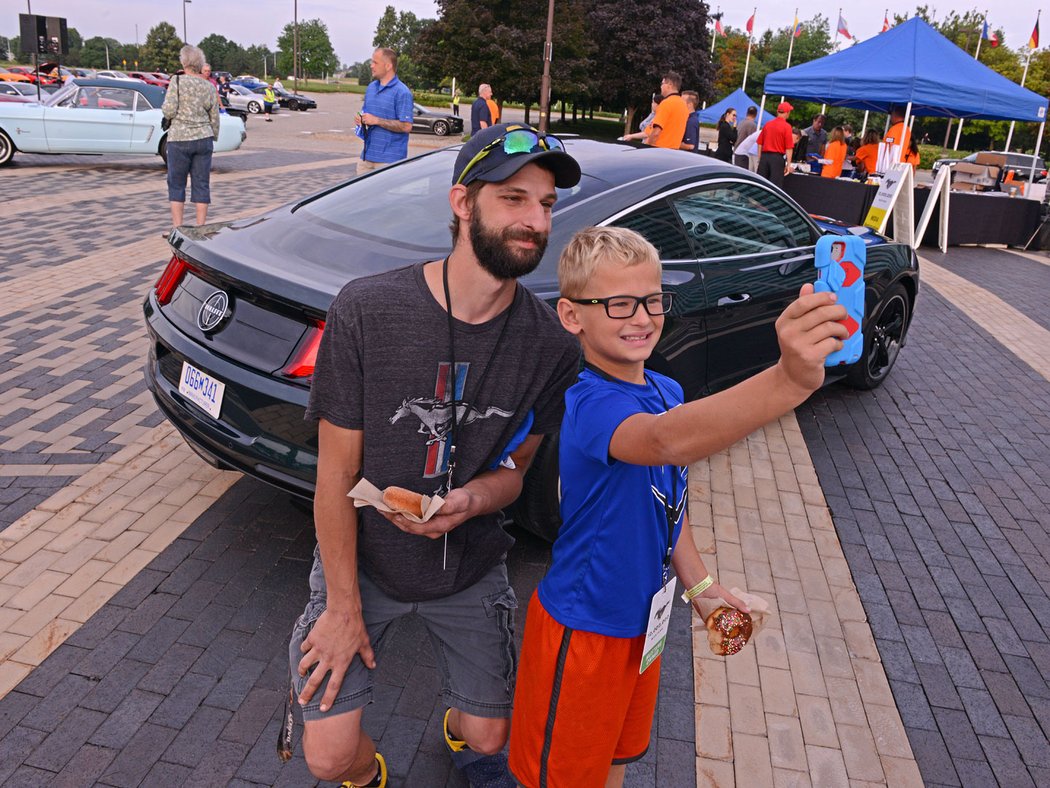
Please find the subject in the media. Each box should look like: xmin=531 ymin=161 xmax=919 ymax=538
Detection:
xmin=846 ymin=282 xmax=909 ymax=390
xmin=288 ymin=99 xmax=299 ymax=111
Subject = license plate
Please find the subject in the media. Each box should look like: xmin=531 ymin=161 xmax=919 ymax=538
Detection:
xmin=178 ymin=361 xmax=226 ymax=420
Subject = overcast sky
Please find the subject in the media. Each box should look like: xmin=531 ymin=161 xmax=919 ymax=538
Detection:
xmin=7 ymin=2 xmax=1044 ymax=68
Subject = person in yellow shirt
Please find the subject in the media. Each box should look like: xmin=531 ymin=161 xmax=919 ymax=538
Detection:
xmin=647 ymin=71 xmax=689 ymax=149
xmin=821 ymin=127 xmax=848 ymax=178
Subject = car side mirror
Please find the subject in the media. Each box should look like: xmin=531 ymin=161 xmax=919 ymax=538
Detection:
xmin=414 ymin=108 xmax=422 ymax=115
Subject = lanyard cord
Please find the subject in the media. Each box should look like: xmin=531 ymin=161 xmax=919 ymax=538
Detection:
xmin=441 ymin=256 xmax=517 ymax=495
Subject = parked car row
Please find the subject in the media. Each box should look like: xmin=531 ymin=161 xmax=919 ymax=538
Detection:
xmin=0 ymin=78 xmax=246 ymax=167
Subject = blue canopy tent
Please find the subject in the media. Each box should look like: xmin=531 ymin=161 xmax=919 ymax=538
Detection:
xmin=696 ymin=88 xmax=775 ymax=125
xmin=761 ymin=17 xmax=1047 ymax=180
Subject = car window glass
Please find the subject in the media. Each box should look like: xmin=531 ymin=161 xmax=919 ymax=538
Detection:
xmin=95 ymin=88 xmax=135 ymax=110
xmin=134 ymin=92 xmax=154 ymax=111
xmin=298 ymin=149 xmax=595 ymax=250
xmin=670 ymin=181 xmax=813 ymax=258
xmin=610 ymin=200 xmax=694 ymax=259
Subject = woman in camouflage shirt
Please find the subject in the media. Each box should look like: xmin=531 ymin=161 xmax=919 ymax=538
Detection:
xmin=161 ymin=45 xmax=220 ymax=229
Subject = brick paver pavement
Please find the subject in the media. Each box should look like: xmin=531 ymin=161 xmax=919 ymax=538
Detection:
xmin=796 ymin=251 xmax=1050 ymax=786
xmin=7 ymin=115 xmax=1046 ymax=785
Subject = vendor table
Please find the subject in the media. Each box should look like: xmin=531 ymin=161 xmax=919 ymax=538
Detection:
xmin=783 ymin=174 xmax=1041 ymax=248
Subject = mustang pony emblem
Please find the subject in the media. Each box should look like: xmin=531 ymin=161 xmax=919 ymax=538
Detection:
xmin=391 ymin=396 xmax=514 ymax=446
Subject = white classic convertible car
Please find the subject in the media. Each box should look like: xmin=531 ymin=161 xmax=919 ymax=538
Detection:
xmin=0 ymin=78 xmax=246 ymax=166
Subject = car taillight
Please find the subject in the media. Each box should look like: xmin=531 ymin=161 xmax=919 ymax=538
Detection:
xmin=283 ymin=322 xmax=325 ymax=378
xmin=154 ymin=254 xmax=190 ymax=305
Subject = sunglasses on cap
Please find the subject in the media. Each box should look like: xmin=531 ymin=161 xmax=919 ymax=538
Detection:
xmin=455 ymin=126 xmax=566 ymax=185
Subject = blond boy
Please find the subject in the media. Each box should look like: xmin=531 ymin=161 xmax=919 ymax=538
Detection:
xmin=509 ymin=227 xmax=847 ymax=787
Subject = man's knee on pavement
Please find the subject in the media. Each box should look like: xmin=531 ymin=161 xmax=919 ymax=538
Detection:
xmin=302 ymin=713 xmax=370 ymax=782
xmin=459 ymin=713 xmax=510 ymax=755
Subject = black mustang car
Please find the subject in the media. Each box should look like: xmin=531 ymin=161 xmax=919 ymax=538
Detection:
xmin=410 ymin=102 xmax=463 ymax=136
xmin=143 ymin=141 xmax=918 ymax=539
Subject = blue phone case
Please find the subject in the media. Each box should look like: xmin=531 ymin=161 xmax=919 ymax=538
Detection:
xmin=813 ymin=235 xmax=866 ymax=367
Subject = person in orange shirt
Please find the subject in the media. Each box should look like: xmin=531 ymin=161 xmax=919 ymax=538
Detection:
xmin=852 ymin=129 xmax=880 ymax=177
xmin=884 ymin=105 xmax=911 ymax=163
xmin=821 ymin=127 xmax=849 ymax=179
xmin=647 ymin=71 xmax=689 ymax=149
xmin=486 ymin=94 xmax=500 ymax=125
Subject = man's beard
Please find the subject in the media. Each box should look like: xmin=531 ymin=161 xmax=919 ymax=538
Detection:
xmin=469 ymin=208 xmax=548 ymax=281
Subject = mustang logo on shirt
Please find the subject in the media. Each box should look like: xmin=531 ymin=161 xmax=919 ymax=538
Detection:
xmin=389 ymin=362 xmax=513 ymax=478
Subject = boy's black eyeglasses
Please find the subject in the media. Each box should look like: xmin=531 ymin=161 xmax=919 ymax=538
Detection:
xmin=568 ymin=292 xmax=674 ymax=319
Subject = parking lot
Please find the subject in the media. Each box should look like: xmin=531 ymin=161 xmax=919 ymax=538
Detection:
xmin=1 ymin=96 xmax=1049 ymax=787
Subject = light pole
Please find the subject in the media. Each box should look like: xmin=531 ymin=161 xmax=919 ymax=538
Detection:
xmin=104 ymin=40 xmax=110 ymax=69
xmin=293 ymin=0 xmax=299 ymax=92
xmin=182 ymin=0 xmax=192 ymax=44
xmin=537 ymin=0 xmax=555 ymax=133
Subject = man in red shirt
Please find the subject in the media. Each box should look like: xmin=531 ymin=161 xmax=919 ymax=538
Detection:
xmin=757 ymin=102 xmax=795 ymax=188
xmin=647 ymin=72 xmax=689 ymax=149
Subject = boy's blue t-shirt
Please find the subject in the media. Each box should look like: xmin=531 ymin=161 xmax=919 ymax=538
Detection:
xmin=537 ymin=367 xmax=687 ymax=638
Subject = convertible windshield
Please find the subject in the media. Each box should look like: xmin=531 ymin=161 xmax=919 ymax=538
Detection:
xmin=45 ymin=81 xmax=77 ymax=107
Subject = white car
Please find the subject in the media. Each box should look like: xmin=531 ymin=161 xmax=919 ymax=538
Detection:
xmin=0 ymin=78 xmax=247 ymax=166
xmin=94 ymin=70 xmax=141 ymax=82
xmin=225 ymin=83 xmax=277 ymax=115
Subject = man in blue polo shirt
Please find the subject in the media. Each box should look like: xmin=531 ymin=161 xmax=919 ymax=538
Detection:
xmin=356 ymin=47 xmax=413 ymax=175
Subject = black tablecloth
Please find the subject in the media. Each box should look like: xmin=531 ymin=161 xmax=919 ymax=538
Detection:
xmin=783 ymin=174 xmax=1041 ymax=248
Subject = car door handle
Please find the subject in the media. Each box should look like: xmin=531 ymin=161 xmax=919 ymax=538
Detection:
xmin=121 ymin=112 xmax=134 ymax=118
xmin=717 ymin=293 xmax=751 ymax=306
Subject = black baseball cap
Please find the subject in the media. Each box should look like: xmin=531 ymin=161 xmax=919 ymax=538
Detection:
xmin=452 ymin=123 xmax=582 ymax=189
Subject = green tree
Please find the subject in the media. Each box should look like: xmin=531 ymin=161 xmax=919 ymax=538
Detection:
xmin=276 ymin=19 xmax=338 ymax=78
xmin=141 ymin=22 xmax=182 ymax=72
xmin=0 ymin=36 xmax=11 ymax=61
xmin=372 ymin=6 xmax=437 ymax=87
xmin=588 ymin=0 xmax=710 ymax=132
xmin=80 ymin=36 xmax=122 ymax=69
xmin=245 ymin=44 xmax=276 ymax=78
xmin=419 ymin=0 xmax=592 ymax=115
xmin=199 ymin=33 xmax=236 ymax=70
xmin=8 ymin=36 xmax=32 ymax=64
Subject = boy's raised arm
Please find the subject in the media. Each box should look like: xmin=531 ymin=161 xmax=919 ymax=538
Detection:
xmin=609 ymin=285 xmax=847 ymax=467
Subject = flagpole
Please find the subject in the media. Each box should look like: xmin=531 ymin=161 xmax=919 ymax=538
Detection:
xmin=786 ymin=8 xmax=798 ymax=68
xmin=711 ymin=7 xmax=720 ymax=55
xmin=954 ymin=9 xmax=988 ymax=150
xmin=742 ymin=7 xmax=756 ymax=90
xmin=1005 ymin=11 xmax=1039 ymax=153
xmin=833 ymin=7 xmax=841 ymax=48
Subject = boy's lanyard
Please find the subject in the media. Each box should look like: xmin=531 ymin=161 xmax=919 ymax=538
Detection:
xmin=581 ymin=362 xmax=682 ymax=582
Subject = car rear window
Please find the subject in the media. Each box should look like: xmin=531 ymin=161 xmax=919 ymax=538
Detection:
xmin=296 ymin=148 xmax=601 ymax=250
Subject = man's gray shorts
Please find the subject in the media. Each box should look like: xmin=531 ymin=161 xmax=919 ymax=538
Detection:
xmin=289 ymin=547 xmax=518 ymax=722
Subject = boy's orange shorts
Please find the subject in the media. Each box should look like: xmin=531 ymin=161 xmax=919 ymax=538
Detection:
xmin=509 ymin=591 xmax=661 ymax=787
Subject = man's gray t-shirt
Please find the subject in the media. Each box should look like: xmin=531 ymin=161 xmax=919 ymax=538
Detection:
xmin=803 ymin=125 xmax=827 ymax=156
xmin=306 ymin=263 xmax=580 ymax=602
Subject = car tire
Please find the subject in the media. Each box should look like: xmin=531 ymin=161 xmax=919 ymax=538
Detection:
xmin=508 ymin=433 xmax=562 ymax=542
xmin=433 ymin=120 xmax=450 ymax=137
xmin=247 ymin=101 xmax=261 ymax=114
xmin=159 ymin=136 xmax=168 ymax=165
xmin=845 ymin=282 xmax=910 ymax=390
xmin=0 ymin=128 xmax=15 ymax=166
xmin=288 ymin=100 xmax=299 ymax=111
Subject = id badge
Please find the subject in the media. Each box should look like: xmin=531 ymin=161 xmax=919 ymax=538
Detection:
xmin=640 ymin=576 xmax=677 ymax=673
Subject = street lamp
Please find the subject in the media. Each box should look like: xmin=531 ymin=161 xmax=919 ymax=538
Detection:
xmin=182 ymin=0 xmax=192 ymax=44
xmin=537 ymin=0 xmax=555 ymax=133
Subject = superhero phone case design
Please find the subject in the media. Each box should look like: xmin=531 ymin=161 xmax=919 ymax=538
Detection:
xmin=814 ymin=235 xmax=865 ymax=367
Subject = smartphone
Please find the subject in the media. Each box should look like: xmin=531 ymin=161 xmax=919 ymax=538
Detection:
xmin=813 ymin=235 xmax=866 ymax=367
